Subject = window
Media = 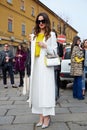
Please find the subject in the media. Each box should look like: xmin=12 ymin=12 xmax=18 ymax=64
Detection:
xmin=7 ymin=0 xmax=12 ymax=4
xmin=8 ymin=19 xmax=13 ymax=32
xmin=31 ymin=7 xmax=35 ymax=16
xmin=64 ymin=48 xmax=71 ymax=59
xmin=22 ymin=24 xmax=26 ymax=35
xmin=20 ymin=0 xmax=25 ymax=10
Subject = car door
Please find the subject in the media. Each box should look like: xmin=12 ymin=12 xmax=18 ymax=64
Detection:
xmin=60 ymin=47 xmax=72 ymax=79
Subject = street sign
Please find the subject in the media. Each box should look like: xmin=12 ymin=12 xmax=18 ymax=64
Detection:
xmin=57 ymin=34 xmax=66 ymax=44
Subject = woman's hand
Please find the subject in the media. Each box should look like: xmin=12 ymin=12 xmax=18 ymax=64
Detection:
xmin=38 ymin=42 xmax=47 ymax=48
xmin=16 ymin=54 xmax=22 ymax=57
xmin=18 ymin=54 xmax=22 ymax=57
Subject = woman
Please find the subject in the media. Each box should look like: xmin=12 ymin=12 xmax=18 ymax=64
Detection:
xmin=15 ymin=44 xmax=27 ymax=87
xmin=70 ymin=36 xmax=84 ymax=100
xmin=29 ymin=12 xmax=57 ymax=129
xmin=82 ymin=39 xmax=87 ymax=96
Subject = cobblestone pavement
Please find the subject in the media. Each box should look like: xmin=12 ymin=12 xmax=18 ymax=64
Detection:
xmin=0 ymin=77 xmax=87 ymax=130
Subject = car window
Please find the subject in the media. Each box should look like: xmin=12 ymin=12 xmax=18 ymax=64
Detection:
xmin=64 ymin=48 xmax=71 ymax=59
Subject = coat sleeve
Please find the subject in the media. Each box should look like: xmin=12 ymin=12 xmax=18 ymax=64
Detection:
xmin=46 ymin=32 xmax=57 ymax=55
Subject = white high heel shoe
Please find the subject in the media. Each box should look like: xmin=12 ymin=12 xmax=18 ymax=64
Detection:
xmin=36 ymin=122 xmax=43 ymax=127
xmin=42 ymin=118 xmax=51 ymax=129
xmin=42 ymin=124 xmax=49 ymax=129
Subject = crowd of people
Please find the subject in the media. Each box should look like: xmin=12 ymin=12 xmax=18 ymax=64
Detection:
xmin=0 ymin=43 xmax=31 ymax=89
xmin=0 ymin=12 xmax=87 ymax=129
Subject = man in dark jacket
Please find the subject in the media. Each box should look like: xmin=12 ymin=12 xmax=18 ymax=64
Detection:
xmin=1 ymin=43 xmax=17 ymax=88
xmin=52 ymin=29 xmax=63 ymax=100
xmin=54 ymin=41 xmax=63 ymax=100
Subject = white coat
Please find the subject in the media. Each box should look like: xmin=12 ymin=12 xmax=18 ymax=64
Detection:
xmin=29 ymin=32 xmax=57 ymax=109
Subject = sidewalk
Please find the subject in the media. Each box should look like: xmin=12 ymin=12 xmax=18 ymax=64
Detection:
xmin=0 ymin=77 xmax=87 ymax=130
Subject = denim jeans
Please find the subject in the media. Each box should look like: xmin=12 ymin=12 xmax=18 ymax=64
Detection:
xmin=82 ymin=66 xmax=87 ymax=90
xmin=73 ymin=76 xmax=83 ymax=99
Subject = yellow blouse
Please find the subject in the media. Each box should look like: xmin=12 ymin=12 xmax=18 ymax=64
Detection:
xmin=35 ymin=33 xmax=44 ymax=57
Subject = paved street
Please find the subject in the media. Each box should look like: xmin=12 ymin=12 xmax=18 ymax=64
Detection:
xmin=0 ymin=77 xmax=87 ymax=130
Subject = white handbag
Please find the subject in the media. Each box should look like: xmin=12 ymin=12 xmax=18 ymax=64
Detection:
xmin=44 ymin=54 xmax=60 ymax=67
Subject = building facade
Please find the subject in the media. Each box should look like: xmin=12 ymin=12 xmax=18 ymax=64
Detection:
xmin=0 ymin=0 xmax=78 ymax=50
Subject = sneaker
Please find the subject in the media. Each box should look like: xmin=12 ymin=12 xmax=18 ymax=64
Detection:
xmin=12 ymin=84 xmax=18 ymax=88
xmin=4 ymin=85 xmax=8 ymax=89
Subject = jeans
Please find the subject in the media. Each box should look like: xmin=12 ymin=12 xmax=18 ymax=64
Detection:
xmin=73 ymin=76 xmax=83 ymax=99
xmin=82 ymin=66 xmax=87 ymax=90
xmin=2 ymin=65 xmax=14 ymax=85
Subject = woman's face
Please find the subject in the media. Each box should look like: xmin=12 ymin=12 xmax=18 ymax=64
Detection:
xmin=84 ymin=40 xmax=87 ymax=47
xmin=38 ymin=16 xmax=46 ymax=29
xmin=18 ymin=45 xmax=21 ymax=50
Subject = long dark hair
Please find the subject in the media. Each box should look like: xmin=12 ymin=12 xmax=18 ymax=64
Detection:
xmin=71 ymin=36 xmax=81 ymax=54
xmin=16 ymin=44 xmax=24 ymax=54
xmin=34 ymin=12 xmax=51 ymax=41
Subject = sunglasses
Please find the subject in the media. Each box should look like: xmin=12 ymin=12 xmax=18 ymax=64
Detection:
xmin=37 ymin=19 xmax=46 ymax=24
